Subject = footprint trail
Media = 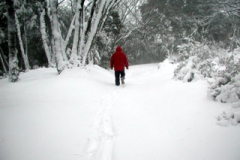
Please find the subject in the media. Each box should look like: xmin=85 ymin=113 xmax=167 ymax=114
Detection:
xmin=85 ymin=89 xmax=121 ymax=160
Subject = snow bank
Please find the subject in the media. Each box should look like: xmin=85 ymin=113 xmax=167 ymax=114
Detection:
xmin=1 ymin=62 xmax=240 ymax=160
xmin=217 ymin=111 xmax=240 ymax=126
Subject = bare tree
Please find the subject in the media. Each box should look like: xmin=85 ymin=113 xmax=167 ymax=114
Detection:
xmin=5 ymin=0 xmax=19 ymax=82
xmin=39 ymin=5 xmax=54 ymax=67
xmin=41 ymin=0 xmax=120 ymax=72
xmin=15 ymin=12 xmax=30 ymax=71
xmin=69 ymin=0 xmax=83 ymax=66
xmin=50 ymin=0 xmax=66 ymax=74
xmin=81 ymin=0 xmax=118 ymax=66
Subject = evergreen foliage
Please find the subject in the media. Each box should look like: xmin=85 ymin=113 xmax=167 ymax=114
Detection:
xmin=96 ymin=10 xmax=124 ymax=68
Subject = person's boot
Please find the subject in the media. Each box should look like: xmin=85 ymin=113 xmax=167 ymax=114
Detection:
xmin=121 ymin=78 xmax=125 ymax=85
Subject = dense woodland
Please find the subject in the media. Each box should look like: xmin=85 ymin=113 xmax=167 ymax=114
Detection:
xmin=0 ymin=0 xmax=240 ymax=86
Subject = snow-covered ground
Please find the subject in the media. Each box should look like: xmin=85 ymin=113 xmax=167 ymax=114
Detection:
xmin=0 ymin=60 xmax=240 ymax=160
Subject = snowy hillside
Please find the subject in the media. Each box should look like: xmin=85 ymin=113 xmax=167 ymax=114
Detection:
xmin=0 ymin=60 xmax=240 ymax=160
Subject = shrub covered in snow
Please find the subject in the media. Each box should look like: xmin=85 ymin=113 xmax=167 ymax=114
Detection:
xmin=217 ymin=111 xmax=240 ymax=126
xmin=208 ymin=48 xmax=240 ymax=104
xmin=196 ymin=59 xmax=216 ymax=78
xmin=174 ymin=41 xmax=219 ymax=82
xmin=208 ymin=73 xmax=240 ymax=103
xmin=174 ymin=40 xmax=240 ymax=119
xmin=177 ymin=38 xmax=215 ymax=61
xmin=174 ymin=56 xmax=202 ymax=82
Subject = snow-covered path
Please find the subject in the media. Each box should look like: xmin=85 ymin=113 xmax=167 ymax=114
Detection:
xmin=112 ymin=64 xmax=240 ymax=160
xmin=85 ymin=90 xmax=119 ymax=160
xmin=0 ymin=61 xmax=240 ymax=160
xmin=84 ymin=62 xmax=240 ymax=160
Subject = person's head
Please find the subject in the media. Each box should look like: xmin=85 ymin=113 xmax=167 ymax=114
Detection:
xmin=116 ymin=46 xmax=122 ymax=52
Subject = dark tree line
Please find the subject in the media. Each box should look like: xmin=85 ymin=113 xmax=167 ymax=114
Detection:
xmin=120 ymin=0 xmax=240 ymax=64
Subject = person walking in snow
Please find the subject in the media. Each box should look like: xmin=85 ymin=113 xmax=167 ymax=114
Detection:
xmin=110 ymin=46 xmax=129 ymax=86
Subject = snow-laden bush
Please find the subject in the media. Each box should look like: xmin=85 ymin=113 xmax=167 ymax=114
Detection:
xmin=208 ymin=48 xmax=240 ymax=104
xmin=217 ymin=111 xmax=240 ymax=126
xmin=174 ymin=56 xmax=202 ymax=82
xmin=175 ymin=40 xmax=240 ymax=126
xmin=196 ymin=59 xmax=216 ymax=78
xmin=175 ymin=41 xmax=239 ymax=88
xmin=174 ymin=41 xmax=217 ymax=82
xmin=177 ymin=39 xmax=215 ymax=61
xmin=209 ymin=73 xmax=240 ymax=103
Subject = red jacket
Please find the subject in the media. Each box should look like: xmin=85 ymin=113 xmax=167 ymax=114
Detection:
xmin=110 ymin=46 xmax=129 ymax=71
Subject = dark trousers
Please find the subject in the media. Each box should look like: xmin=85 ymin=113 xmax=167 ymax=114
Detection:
xmin=115 ymin=70 xmax=125 ymax=86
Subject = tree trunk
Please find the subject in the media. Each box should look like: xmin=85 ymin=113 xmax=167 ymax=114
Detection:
xmin=77 ymin=1 xmax=86 ymax=62
xmin=58 ymin=25 xmax=68 ymax=62
xmin=0 ymin=47 xmax=9 ymax=67
xmin=82 ymin=0 xmax=115 ymax=65
xmin=6 ymin=0 xmax=19 ymax=82
xmin=0 ymin=47 xmax=8 ymax=73
xmin=63 ymin=14 xmax=76 ymax=52
xmin=15 ymin=13 xmax=30 ymax=71
xmin=51 ymin=0 xmax=65 ymax=74
xmin=70 ymin=0 xmax=81 ymax=66
xmin=40 ymin=8 xmax=54 ymax=67
xmin=45 ymin=0 xmax=56 ymax=67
